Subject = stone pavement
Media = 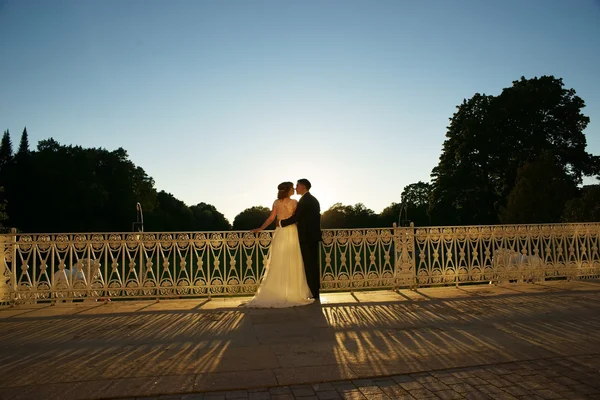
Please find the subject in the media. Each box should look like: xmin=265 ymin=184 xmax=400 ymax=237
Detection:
xmin=1 ymin=280 xmax=600 ymax=400
xmin=123 ymin=354 xmax=598 ymax=400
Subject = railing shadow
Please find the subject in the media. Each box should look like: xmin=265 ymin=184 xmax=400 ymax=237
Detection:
xmin=0 ymin=284 xmax=599 ymax=396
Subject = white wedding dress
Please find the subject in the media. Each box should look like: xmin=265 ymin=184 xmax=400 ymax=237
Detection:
xmin=245 ymin=198 xmax=314 ymax=308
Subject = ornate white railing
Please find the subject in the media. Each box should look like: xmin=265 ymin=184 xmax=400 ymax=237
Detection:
xmin=411 ymin=223 xmax=600 ymax=285
xmin=1 ymin=223 xmax=599 ymax=305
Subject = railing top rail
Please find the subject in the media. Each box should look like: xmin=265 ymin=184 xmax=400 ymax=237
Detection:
xmin=2 ymin=222 xmax=599 ymax=238
xmin=412 ymin=222 xmax=600 ymax=229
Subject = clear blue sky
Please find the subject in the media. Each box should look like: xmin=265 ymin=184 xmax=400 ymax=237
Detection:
xmin=2 ymin=0 xmax=600 ymax=223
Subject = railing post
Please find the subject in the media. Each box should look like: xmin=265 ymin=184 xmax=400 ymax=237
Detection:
xmin=10 ymin=228 xmax=17 ymax=306
xmin=573 ymin=224 xmax=580 ymax=281
xmin=410 ymin=222 xmax=416 ymax=289
xmin=596 ymin=223 xmax=600 ymax=279
xmin=394 ymin=222 xmax=416 ymax=290
xmin=0 ymin=234 xmax=7 ymax=305
xmin=393 ymin=223 xmax=398 ymax=289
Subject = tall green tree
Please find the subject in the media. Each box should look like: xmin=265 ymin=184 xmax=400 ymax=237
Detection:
xmin=17 ymin=127 xmax=30 ymax=157
xmin=430 ymin=94 xmax=498 ymax=225
xmin=5 ymin=140 xmax=156 ymax=232
xmin=232 ymin=206 xmax=273 ymax=230
xmin=321 ymin=203 xmax=378 ymax=228
xmin=143 ymin=191 xmax=192 ymax=232
xmin=379 ymin=182 xmax=432 ymax=227
xmin=379 ymin=202 xmax=403 ymax=227
xmin=2 ymin=134 xmax=235 ymax=233
xmin=8 ymin=128 xmax=33 ymax=231
xmin=0 ymin=130 xmax=13 ymax=170
xmin=562 ymin=184 xmax=600 ymax=222
xmin=321 ymin=203 xmax=349 ymax=229
xmin=96 ymin=147 xmax=157 ymax=231
xmin=345 ymin=203 xmax=378 ymax=228
xmin=401 ymin=181 xmax=431 ymax=226
xmin=190 ymin=202 xmax=231 ymax=231
xmin=499 ymin=154 xmax=577 ymax=224
xmin=430 ymin=76 xmax=599 ymax=225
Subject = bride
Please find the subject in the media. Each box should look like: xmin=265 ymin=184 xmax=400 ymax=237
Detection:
xmin=244 ymin=182 xmax=314 ymax=308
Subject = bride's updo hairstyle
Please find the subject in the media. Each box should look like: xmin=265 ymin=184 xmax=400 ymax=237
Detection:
xmin=277 ymin=181 xmax=294 ymax=200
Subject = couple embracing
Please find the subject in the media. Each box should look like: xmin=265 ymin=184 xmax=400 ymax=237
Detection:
xmin=245 ymin=179 xmax=321 ymax=308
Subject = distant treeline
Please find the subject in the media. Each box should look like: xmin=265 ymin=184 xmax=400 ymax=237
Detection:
xmin=1 ymin=75 xmax=599 ymax=233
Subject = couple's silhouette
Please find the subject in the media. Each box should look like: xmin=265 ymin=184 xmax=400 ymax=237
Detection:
xmin=245 ymin=179 xmax=321 ymax=308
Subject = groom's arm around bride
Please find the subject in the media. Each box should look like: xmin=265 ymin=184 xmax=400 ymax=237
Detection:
xmin=279 ymin=179 xmax=322 ymax=300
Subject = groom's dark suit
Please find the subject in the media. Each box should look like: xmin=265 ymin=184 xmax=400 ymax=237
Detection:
xmin=280 ymin=191 xmax=322 ymax=299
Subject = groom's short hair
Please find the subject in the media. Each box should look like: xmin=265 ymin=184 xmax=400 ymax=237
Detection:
xmin=297 ymin=179 xmax=311 ymax=190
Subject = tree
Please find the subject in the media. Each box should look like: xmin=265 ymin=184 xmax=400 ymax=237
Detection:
xmin=5 ymin=141 xmax=157 ymax=232
xmin=322 ymin=203 xmax=351 ymax=229
xmin=1 ymin=135 xmax=234 ymax=233
xmin=345 ymin=203 xmax=379 ymax=228
xmin=17 ymin=127 xmax=30 ymax=157
xmin=232 ymin=206 xmax=273 ymax=230
xmin=379 ymin=182 xmax=432 ymax=227
xmin=401 ymin=182 xmax=431 ymax=226
xmin=379 ymin=202 xmax=403 ymax=227
xmin=430 ymin=94 xmax=499 ymax=225
xmin=8 ymin=128 xmax=33 ymax=231
xmin=190 ymin=202 xmax=231 ymax=231
xmin=96 ymin=148 xmax=157 ymax=231
xmin=0 ymin=130 xmax=13 ymax=169
xmin=430 ymin=76 xmax=599 ymax=226
xmin=321 ymin=203 xmax=378 ymax=228
xmin=145 ymin=191 xmax=193 ymax=232
xmin=499 ymin=154 xmax=577 ymax=224
xmin=562 ymin=184 xmax=600 ymax=222
xmin=37 ymin=137 xmax=60 ymax=152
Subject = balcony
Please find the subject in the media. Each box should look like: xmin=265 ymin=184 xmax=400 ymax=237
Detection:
xmin=2 ymin=223 xmax=599 ymax=304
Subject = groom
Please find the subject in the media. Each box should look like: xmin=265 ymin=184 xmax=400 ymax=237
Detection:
xmin=280 ymin=179 xmax=322 ymax=300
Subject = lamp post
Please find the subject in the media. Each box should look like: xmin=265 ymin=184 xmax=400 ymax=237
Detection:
xmin=132 ymin=202 xmax=144 ymax=233
xmin=132 ymin=203 xmax=145 ymax=292
xmin=398 ymin=202 xmax=410 ymax=227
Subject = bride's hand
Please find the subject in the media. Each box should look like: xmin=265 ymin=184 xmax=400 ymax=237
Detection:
xmin=251 ymin=228 xmax=262 ymax=233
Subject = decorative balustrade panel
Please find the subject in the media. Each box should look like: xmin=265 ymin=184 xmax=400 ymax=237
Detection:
xmin=320 ymin=228 xmax=396 ymax=290
xmin=2 ymin=231 xmax=272 ymax=303
xmin=413 ymin=223 xmax=600 ymax=285
xmin=1 ymin=223 xmax=599 ymax=304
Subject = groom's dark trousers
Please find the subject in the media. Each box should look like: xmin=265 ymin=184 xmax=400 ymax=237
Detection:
xmin=280 ymin=191 xmax=322 ymax=299
xmin=300 ymin=239 xmax=320 ymax=299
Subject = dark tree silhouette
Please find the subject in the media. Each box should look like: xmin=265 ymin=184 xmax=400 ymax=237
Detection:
xmin=144 ymin=191 xmax=193 ymax=232
xmin=0 ymin=130 xmax=13 ymax=170
xmin=322 ymin=203 xmax=378 ymax=229
xmin=4 ymin=139 xmax=156 ymax=232
xmin=401 ymin=181 xmax=431 ymax=226
xmin=345 ymin=203 xmax=378 ymax=228
xmin=321 ymin=203 xmax=349 ymax=229
xmin=562 ymin=184 xmax=600 ymax=223
xmin=190 ymin=202 xmax=231 ymax=231
xmin=4 ymin=74 xmax=598 ymax=234
xmin=430 ymin=76 xmax=599 ymax=225
xmin=379 ymin=202 xmax=403 ymax=227
xmin=499 ymin=153 xmax=577 ymax=224
xmin=379 ymin=182 xmax=432 ymax=227
xmin=232 ymin=206 xmax=273 ymax=230
xmin=17 ymin=127 xmax=29 ymax=157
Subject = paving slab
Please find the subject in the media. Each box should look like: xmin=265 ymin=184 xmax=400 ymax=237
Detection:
xmin=1 ymin=280 xmax=600 ymax=399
